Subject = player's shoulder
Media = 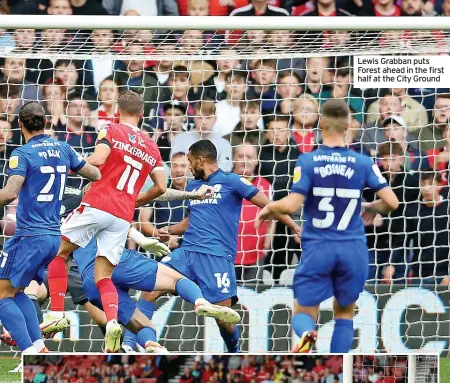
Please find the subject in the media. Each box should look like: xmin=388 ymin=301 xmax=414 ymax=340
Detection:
xmin=186 ymin=178 xmax=204 ymax=191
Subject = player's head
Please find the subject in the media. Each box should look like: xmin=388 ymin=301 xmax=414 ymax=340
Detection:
xmin=420 ymin=172 xmax=442 ymax=202
xmin=118 ymin=90 xmax=144 ymax=121
xmin=319 ymin=99 xmax=350 ymax=135
xmin=188 ymin=140 xmax=217 ymax=179
xmin=18 ymin=101 xmax=46 ymax=135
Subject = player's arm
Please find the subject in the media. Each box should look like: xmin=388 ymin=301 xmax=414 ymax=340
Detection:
xmin=165 ymin=216 xmax=190 ymax=236
xmin=136 ymin=169 xmax=167 ymax=207
xmin=87 ymin=143 xmax=111 ymax=167
xmin=153 ymin=184 xmax=214 ymax=202
xmin=254 ymin=192 xmax=304 ymax=233
xmin=362 ymin=187 xmax=399 ymax=215
xmin=75 ymin=163 xmax=101 ymax=181
xmin=0 ymin=175 xmax=24 ymax=207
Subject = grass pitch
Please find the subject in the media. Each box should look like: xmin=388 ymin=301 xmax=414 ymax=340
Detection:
xmin=441 ymin=358 xmax=450 ymax=383
xmin=0 ymin=357 xmax=21 ymax=382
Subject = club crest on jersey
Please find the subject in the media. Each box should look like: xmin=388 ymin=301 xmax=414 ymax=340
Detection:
xmin=213 ymin=184 xmax=222 ymax=192
xmin=138 ymin=136 xmax=146 ymax=148
xmin=128 ymin=134 xmax=136 ymax=144
xmin=293 ymin=166 xmax=301 ymax=184
xmin=9 ymin=156 xmax=18 ymax=169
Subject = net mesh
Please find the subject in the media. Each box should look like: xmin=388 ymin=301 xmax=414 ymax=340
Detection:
xmin=0 ymin=27 xmax=450 ymax=354
xmin=353 ymin=355 xmax=438 ymax=383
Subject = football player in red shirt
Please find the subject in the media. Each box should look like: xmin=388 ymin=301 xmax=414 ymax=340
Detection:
xmin=45 ymin=90 xmax=167 ymax=352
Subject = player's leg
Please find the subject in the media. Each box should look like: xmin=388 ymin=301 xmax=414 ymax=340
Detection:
xmin=291 ymin=240 xmax=335 ymax=353
xmin=24 ymin=281 xmax=44 ymax=324
xmin=331 ymin=239 xmax=369 ymax=353
xmin=209 ymin=298 xmax=240 ymax=353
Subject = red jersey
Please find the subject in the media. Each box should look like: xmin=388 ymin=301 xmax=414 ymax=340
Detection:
xmin=83 ymin=123 xmax=164 ymax=222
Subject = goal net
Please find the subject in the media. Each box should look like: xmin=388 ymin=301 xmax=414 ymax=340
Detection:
xmin=1 ymin=16 xmax=450 ymax=354
xmin=344 ymin=354 xmax=438 ymax=383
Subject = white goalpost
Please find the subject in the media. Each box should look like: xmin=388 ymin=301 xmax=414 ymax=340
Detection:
xmin=0 ymin=16 xmax=450 ymax=354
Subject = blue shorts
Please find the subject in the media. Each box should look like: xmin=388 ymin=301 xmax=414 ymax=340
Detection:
xmin=0 ymin=235 xmax=60 ymax=288
xmin=81 ymin=249 xmax=158 ymax=326
xmin=294 ymin=239 xmax=368 ymax=307
xmin=161 ymin=248 xmax=238 ymax=304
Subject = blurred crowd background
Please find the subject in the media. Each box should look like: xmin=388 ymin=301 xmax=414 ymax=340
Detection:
xmin=0 ymin=0 xmax=449 ymax=286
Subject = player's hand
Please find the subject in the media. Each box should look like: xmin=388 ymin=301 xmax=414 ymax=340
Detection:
xmin=195 ymin=185 xmax=215 ymax=200
xmin=157 ymin=226 xmax=171 ymax=243
xmin=168 ymin=236 xmax=180 ymax=249
xmin=138 ymin=237 xmax=170 ymax=257
xmin=255 ymin=206 xmax=275 ymax=229
xmin=382 ymin=265 xmax=395 ymax=284
xmin=361 ymin=202 xmax=378 ymax=226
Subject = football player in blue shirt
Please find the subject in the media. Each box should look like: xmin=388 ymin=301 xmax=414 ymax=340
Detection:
xmin=0 ymin=102 xmax=100 ymax=353
xmin=123 ymin=139 xmax=301 ymax=353
xmin=256 ymin=99 xmax=399 ymax=353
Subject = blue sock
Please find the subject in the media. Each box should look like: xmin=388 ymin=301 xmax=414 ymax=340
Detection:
xmin=330 ymin=319 xmax=354 ymax=353
xmin=13 ymin=292 xmax=42 ymax=342
xmin=0 ymin=297 xmax=33 ymax=351
xmin=136 ymin=327 xmax=157 ymax=348
xmin=219 ymin=325 xmax=239 ymax=353
xmin=175 ymin=278 xmax=203 ymax=304
xmin=123 ymin=299 xmax=156 ymax=350
xmin=291 ymin=313 xmax=316 ymax=338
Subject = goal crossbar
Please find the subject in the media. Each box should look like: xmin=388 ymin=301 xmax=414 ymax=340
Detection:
xmin=0 ymin=15 xmax=449 ymax=31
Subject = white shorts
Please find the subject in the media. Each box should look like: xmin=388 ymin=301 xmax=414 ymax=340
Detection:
xmin=61 ymin=204 xmax=130 ymax=266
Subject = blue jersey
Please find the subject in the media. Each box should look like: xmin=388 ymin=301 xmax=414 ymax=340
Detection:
xmin=8 ymin=134 xmax=85 ymax=236
xmin=183 ymin=169 xmax=258 ymax=260
xmin=291 ymin=146 xmax=388 ymax=241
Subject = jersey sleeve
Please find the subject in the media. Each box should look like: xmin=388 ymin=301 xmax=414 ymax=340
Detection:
xmin=290 ymin=155 xmax=312 ymax=195
xmin=7 ymin=149 xmax=29 ymax=178
xmin=231 ymin=174 xmax=259 ymax=200
xmin=366 ymin=159 xmax=388 ymax=192
xmin=150 ymin=143 xmax=164 ymax=175
xmin=96 ymin=124 xmax=114 ymax=147
xmin=67 ymin=145 xmax=86 ymax=172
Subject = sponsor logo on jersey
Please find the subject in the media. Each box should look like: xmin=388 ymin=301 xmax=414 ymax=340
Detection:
xmin=128 ymin=134 xmax=136 ymax=144
xmin=240 ymin=177 xmax=252 ymax=186
xmin=293 ymin=166 xmax=301 ymax=183
xmin=213 ymin=184 xmax=222 ymax=192
xmin=9 ymin=156 xmax=18 ymax=169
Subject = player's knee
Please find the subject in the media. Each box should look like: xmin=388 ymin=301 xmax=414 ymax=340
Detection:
xmin=0 ymin=285 xmax=16 ymax=299
xmin=333 ymin=299 xmax=355 ymax=319
xmin=140 ymin=290 xmax=162 ymax=303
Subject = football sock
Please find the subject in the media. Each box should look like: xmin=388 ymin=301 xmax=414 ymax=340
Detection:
xmin=136 ymin=327 xmax=157 ymax=348
xmin=123 ymin=298 xmax=156 ymax=350
xmin=291 ymin=313 xmax=316 ymax=337
xmin=96 ymin=278 xmax=118 ymax=322
xmin=0 ymin=298 xmax=33 ymax=351
xmin=13 ymin=292 xmax=42 ymax=343
xmin=48 ymin=255 xmax=67 ymax=312
xmin=331 ymin=319 xmax=354 ymax=353
xmin=27 ymin=294 xmax=43 ymax=324
xmin=176 ymin=278 xmax=203 ymax=304
xmin=219 ymin=325 xmax=239 ymax=353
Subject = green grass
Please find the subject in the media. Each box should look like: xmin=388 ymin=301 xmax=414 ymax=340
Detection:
xmin=441 ymin=358 xmax=450 ymax=383
xmin=0 ymin=357 xmax=21 ymax=383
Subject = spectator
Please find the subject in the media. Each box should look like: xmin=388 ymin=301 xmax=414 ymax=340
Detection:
xmin=226 ymin=100 xmax=265 ymax=147
xmin=248 ymin=59 xmax=278 ymax=114
xmin=12 ymin=28 xmax=36 ymax=53
xmin=212 ymin=48 xmax=242 ymax=99
xmin=366 ymin=88 xmax=428 ymax=135
xmin=0 ymin=84 xmax=21 ymax=147
xmin=180 ymin=0 xmax=247 ymax=15
xmin=116 ymin=0 xmax=179 ymax=15
xmin=230 ymin=0 xmax=290 ymax=16
xmin=149 ymin=42 xmax=178 ymax=86
xmin=276 ymin=71 xmax=303 ymax=114
xmin=295 ymin=0 xmax=353 ymax=15
xmin=417 ymin=93 xmax=450 ymax=152
xmin=90 ymin=29 xmax=116 ymax=90
xmin=47 ymin=0 xmax=73 ymax=14
xmin=214 ymin=71 xmax=257 ymax=137
xmin=259 ymin=115 xmax=299 ymax=281
xmin=427 ymin=123 xmax=450 ymax=185
xmin=364 ymin=142 xmax=420 ymax=284
xmin=41 ymin=81 xmax=67 ymax=128
xmin=0 ymin=57 xmax=42 ymax=110
xmin=155 ymin=102 xmax=188 ymax=162
xmin=290 ymin=95 xmax=320 ymax=154
xmin=304 ymin=57 xmax=332 ymax=102
xmin=70 ymin=0 xmax=108 ymax=15
xmin=233 ymin=143 xmax=272 ymax=284
xmin=371 ymin=0 xmax=401 ymax=15
xmin=381 ymin=115 xmax=429 ymax=171
xmin=180 ymin=367 xmax=196 ymax=383
xmin=441 ymin=0 xmax=450 ymax=14
xmin=172 ymin=100 xmax=233 ymax=171
xmin=405 ymin=172 xmax=450 ymax=285
xmin=96 ymin=78 xmax=119 ymax=131
xmin=400 ymin=0 xmax=429 ymax=15
xmin=187 ymin=0 xmax=209 ymax=15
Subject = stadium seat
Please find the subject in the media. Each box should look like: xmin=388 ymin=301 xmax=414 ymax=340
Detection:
xmin=279 ymin=269 xmax=295 ymax=286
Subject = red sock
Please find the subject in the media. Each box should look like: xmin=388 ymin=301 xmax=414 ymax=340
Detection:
xmin=48 ymin=256 xmax=67 ymax=312
xmin=96 ymin=278 xmax=118 ymax=322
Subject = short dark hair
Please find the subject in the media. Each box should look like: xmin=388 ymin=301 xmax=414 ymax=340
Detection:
xmin=118 ymin=90 xmax=144 ymax=115
xmin=55 ymin=59 xmax=76 ymax=69
xmin=420 ymin=171 xmax=441 ymax=184
xmin=225 ymin=71 xmax=247 ymax=83
xmin=322 ymin=99 xmax=349 ymax=119
xmin=266 ymin=114 xmax=291 ymax=127
xmin=377 ymin=141 xmax=403 ymax=157
xmin=189 ymin=139 xmax=217 ymax=162
xmin=19 ymin=101 xmax=46 ymax=132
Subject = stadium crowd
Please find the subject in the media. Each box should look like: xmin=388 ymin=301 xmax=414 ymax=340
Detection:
xmin=180 ymin=355 xmax=343 ymax=383
xmin=23 ymin=354 xmax=176 ymax=383
xmin=0 ymin=0 xmax=449 ymax=286
xmin=351 ymin=355 xmax=407 ymax=383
